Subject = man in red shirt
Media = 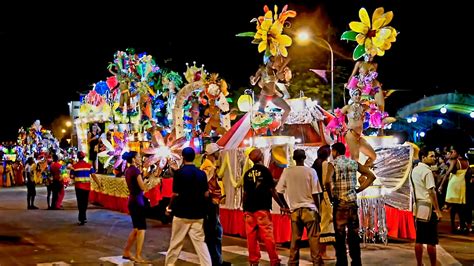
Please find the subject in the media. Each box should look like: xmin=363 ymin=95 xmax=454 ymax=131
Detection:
xmin=71 ymin=151 xmax=101 ymax=225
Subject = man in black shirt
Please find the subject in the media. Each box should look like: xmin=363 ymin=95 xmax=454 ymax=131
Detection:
xmin=243 ymin=148 xmax=289 ymax=266
xmin=164 ymin=147 xmax=211 ymax=265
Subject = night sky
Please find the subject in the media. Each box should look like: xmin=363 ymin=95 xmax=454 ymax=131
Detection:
xmin=0 ymin=1 xmax=471 ymax=141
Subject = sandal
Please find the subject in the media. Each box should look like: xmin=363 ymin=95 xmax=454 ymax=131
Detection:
xmin=122 ymin=255 xmax=136 ymax=261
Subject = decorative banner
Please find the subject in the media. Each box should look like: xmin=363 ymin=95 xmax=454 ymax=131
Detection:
xmin=310 ymin=69 xmax=328 ymax=82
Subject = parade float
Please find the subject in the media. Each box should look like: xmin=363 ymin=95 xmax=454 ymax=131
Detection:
xmin=212 ymin=5 xmax=414 ymax=243
xmin=67 ymin=4 xmax=412 ymax=243
xmin=73 ymin=49 xmax=235 ymax=216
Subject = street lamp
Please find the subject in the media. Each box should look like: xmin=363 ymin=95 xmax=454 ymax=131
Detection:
xmin=295 ymin=29 xmax=334 ymax=111
xmin=65 ymin=120 xmax=73 ymax=148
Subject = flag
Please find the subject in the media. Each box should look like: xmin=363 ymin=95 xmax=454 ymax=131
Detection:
xmin=309 ymin=69 xmax=327 ymax=82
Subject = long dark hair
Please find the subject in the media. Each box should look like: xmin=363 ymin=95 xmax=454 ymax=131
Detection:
xmin=122 ymin=151 xmax=138 ymax=164
xmin=312 ymin=145 xmax=331 ymax=187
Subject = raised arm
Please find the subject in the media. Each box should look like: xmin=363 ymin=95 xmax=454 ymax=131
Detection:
xmin=347 ymin=61 xmax=362 ymax=85
xmin=438 ymin=158 xmax=456 ymax=191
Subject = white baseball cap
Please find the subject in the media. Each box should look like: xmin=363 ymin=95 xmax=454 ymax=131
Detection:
xmin=205 ymin=143 xmax=222 ymax=155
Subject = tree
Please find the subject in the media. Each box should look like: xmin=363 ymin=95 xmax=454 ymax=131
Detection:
xmin=288 ymin=58 xmax=349 ymax=111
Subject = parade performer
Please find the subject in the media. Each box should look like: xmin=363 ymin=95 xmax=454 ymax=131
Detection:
xmin=341 ymin=7 xmax=398 ymax=134
xmin=340 ymin=88 xmax=376 ymax=166
xmin=238 ymin=4 xmax=296 ymax=133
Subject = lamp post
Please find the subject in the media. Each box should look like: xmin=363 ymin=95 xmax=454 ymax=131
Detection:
xmin=65 ymin=120 xmax=72 ymax=149
xmin=296 ymin=30 xmax=334 ymax=111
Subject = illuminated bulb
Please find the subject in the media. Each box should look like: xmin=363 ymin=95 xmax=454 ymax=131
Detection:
xmin=437 ymin=119 xmax=443 ymax=125
xmin=407 ymin=118 xmax=412 ymax=123
xmin=420 ymin=132 xmax=426 ymax=137
xmin=470 ymin=111 xmax=474 ymax=118
xmin=440 ymin=107 xmax=447 ymax=114
xmin=411 ymin=117 xmax=417 ymax=123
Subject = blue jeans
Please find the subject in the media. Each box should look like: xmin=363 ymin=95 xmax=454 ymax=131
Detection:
xmin=204 ymin=202 xmax=223 ymax=265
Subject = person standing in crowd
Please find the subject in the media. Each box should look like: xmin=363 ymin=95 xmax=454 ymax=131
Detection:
xmin=242 ymin=148 xmax=289 ymax=266
xmin=87 ymin=123 xmax=101 ymax=171
xmin=200 ymin=143 xmax=224 ymax=265
xmin=25 ymin=157 xmax=38 ymax=209
xmin=50 ymin=154 xmax=63 ymax=210
xmin=0 ymin=159 xmax=4 ymax=187
xmin=165 ymin=147 xmax=211 ymax=265
xmin=122 ymin=151 xmax=149 ymax=263
xmin=439 ymin=147 xmax=471 ymax=233
xmin=45 ymin=160 xmax=53 ymax=209
xmin=411 ymin=148 xmax=442 ymax=266
xmin=4 ymin=160 xmax=14 ymax=187
xmin=325 ymin=142 xmax=376 ymax=266
xmin=70 ymin=151 xmax=101 ymax=225
xmin=312 ymin=145 xmax=336 ymax=260
xmin=14 ymin=160 xmax=24 ymax=186
xmin=277 ymin=149 xmax=323 ymax=265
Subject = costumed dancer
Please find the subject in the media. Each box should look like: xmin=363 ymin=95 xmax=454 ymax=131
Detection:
xmin=238 ymin=4 xmax=297 ymax=134
xmin=340 ymin=88 xmax=376 ymax=167
xmin=341 ymin=7 xmax=398 ymax=135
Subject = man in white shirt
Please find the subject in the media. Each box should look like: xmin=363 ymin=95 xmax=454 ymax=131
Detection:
xmin=411 ymin=148 xmax=442 ymax=266
xmin=276 ymin=149 xmax=323 ymax=265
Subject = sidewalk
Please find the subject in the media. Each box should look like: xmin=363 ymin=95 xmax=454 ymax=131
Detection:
xmin=436 ymin=209 xmax=474 ymax=265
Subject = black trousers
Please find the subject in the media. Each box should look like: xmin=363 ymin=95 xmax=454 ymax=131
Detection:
xmin=75 ymin=187 xmax=90 ymax=222
xmin=204 ymin=202 xmax=223 ymax=265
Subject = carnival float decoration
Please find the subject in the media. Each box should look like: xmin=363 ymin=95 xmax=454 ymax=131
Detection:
xmin=172 ymin=62 xmax=231 ymax=140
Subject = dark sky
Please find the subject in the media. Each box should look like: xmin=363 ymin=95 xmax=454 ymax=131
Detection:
xmin=0 ymin=1 xmax=471 ymax=141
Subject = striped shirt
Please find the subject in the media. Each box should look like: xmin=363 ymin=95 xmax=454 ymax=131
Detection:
xmin=332 ymin=155 xmax=358 ymax=203
xmin=72 ymin=160 xmax=95 ymax=190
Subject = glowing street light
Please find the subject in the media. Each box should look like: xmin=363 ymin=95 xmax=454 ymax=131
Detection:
xmin=65 ymin=121 xmax=72 ymax=127
xmin=437 ymin=119 xmax=443 ymax=125
xmin=296 ymin=29 xmax=334 ymax=111
xmin=440 ymin=106 xmax=447 ymax=114
xmin=61 ymin=129 xmax=66 ymax=134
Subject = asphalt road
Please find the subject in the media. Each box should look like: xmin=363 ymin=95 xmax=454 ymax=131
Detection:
xmin=0 ymin=186 xmax=472 ymax=265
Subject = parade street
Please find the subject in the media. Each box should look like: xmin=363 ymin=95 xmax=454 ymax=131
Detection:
xmin=0 ymin=186 xmax=472 ymax=265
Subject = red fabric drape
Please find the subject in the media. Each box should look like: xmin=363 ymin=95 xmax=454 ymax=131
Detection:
xmin=90 ymin=191 xmax=129 ymax=214
xmin=89 ymin=178 xmax=174 ymax=213
xmin=384 ymin=205 xmax=416 ymax=240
